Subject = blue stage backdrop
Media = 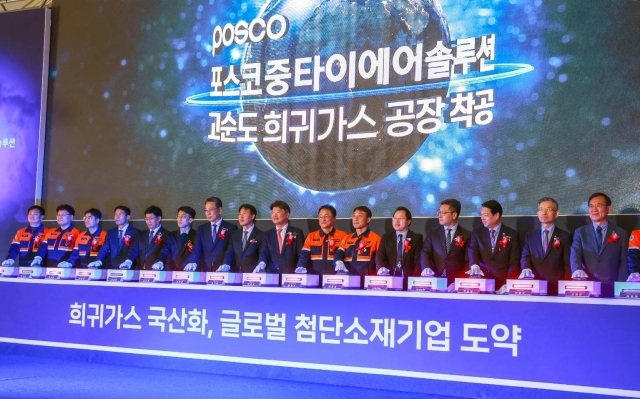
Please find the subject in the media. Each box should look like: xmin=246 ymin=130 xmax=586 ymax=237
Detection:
xmin=44 ymin=0 xmax=640 ymax=217
xmin=0 ymin=279 xmax=639 ymax=398
xmin=0 ymin=9 xmax=51 ymax=259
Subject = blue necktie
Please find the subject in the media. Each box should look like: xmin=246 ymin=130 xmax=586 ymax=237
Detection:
xmin=212 ymin=224 xmax=217 ymax=244
xmin=117 ymin=229 xmax=124 ymax=250
xmin=397 ymin=234 xmax=403 ymax=261
xmin=596 ymin=226 xmax=603 ymax=252
xmin=446 ymin=229 xmax=452 ymax=254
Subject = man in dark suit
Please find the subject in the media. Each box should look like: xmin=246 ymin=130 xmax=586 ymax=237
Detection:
xmin=376 ymin=206 xmax=423 ymax=278
xmin=520 ymin=197 xmax=572 ymax=295
xmin=256 ymin=200 xmax=304 ymax=274
xmin=570 ymin=192 xmax=629 ymax=297
xmin=219 ymin=204 xmax=264 ymax=273
xmin=467 ymin=200 xmax=521 ymax=293
xmin=135 ymin=205 xmax=168 ymax=270
xmin=155 ymin=206 xmax=197 ymax=271
xmin=90 ymin=205 xmax=140 ymax=269
xmin=184 ymin=197 xmax=237 ymax=272
xmin=421 ymin=198 xmax=471 ymax=286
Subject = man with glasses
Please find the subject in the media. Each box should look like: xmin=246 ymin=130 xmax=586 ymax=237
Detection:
xmin=31 ymin=204 xmax=81 ymax=267
xmin=376 ymin=206 xmax=423 ymax=279
xmin=570 ymin=192 xmax=630 ymax=297
xmin=155 ymin=206 xmax=197 ymax=271
xmin=62 ymin=208 xmax=107 ymax=268
xmin=467 ymin=200 xmax=521 ymax=293
xmin=137 ymin=205 xmax=168 ymax=270
xmin=2 ymin=205 xmax=50 ymax=267
xmin=334 ymin=206 xmax=382 ymax=278
xmin=219 ymin=204 xmax=264 ymax=273
xmin=185 ymin=197 xmax=237 ymax=272
xmin=255 ymin=200 xmax=304 ymax=274
xmin=295 ymin=205 xmax=348 ymax=276
xmin=519 ymin=197 xmax=571 ymax=295
xmin=90 ymin=206 xmax=140 ymax=269
xmin=421 ymin=199 xmax=471 ymax=286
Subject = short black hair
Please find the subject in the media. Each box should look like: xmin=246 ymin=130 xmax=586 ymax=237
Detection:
xmin=537 ymin=197 xmax=559 ymax=211
xmin=56 ymin=204 xmax=75 ymax=216
xmin=481 ymin=200 xmax=503 ymax=217
xmin=144 ymin=205 xmax=163 ymax=218
xmin=205 ymin=197 xmax=223 ymax=208
xmin=318 ymin=204 xmax=337 ymax=218
xmin=177 ymin=206 xmax=196 ymax=219
xmin=84 ymin=208 xmax=102 ymax=219
xmin=114 ymin=205 xmax=131 ymax=216
xmin=270 ymin=200 xmax=291 ymax=214
xmin=393 ymin=206 xmax=412 ymax=221
xmin=27 ymin=205 xmax=45 ymax=217
xmin=441 ymin=198 xmax=461 ymax=216
xmin=588 ymin=192 xmax=611 ymax=207
xmin=239 ymin=203 xmax=257 ymax=218
xmin=353 ymin=205 xmax=372 ymax=219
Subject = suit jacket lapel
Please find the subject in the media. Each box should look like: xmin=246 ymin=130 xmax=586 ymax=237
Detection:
xmin=601 ymin=225 xmax=614 ymax=254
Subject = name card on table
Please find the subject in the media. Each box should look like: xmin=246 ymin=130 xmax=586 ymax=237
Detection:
xmin=172 ymin=271 xmax=205 ymax=285
xmin=75 ymin=269 xmax=107 ymax=281
xmin=139 ymin=270 xmax=173 ymax=283
xmin=364 ymin=276 xmax=403 ymax=291
xmin=407 ymin=277 xmax=447 ymax=292
xmin=505 ymin=279 xmax=548 ymax=296
xmin=614 ymin=282 xmax=640 ymax=299
xmin=107 ymin=269 xmax=140 ymax=282
xmin=558 ymin=280 xmax=601 ymax=298
xmin=281 ymin=274 xmax=320 ymax=288
xmin=242 ymin=273 xmax=280 ymax=287
xmin=454 ymin=278 xmax=495 ymax=294
xmin=0 ymin=266 xmax=19 ymax=278
xmin=18 ymin=266 xmax=46 ymax=279
xmin=322 ymin=274 xmax=361 ymax=290
xmin=206 ymin=272 xmax=243 ymax=286
xmin=44 ymin=267 xmax=76 ymax=280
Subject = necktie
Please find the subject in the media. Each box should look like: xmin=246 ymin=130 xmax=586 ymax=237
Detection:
xmin=242 ymin=230 xmax=249 ymax=251
xmin=596 ymin=226 xmax=603 ymax=252
xmin=277 ymin=228 xmax=283 ymax=253
xmin=543 ymin=229 xmax=549 ymax=253
xmin=397 ymin=234 xmax=403 ymax=261
xmin=212 ymin=224 xmax=217 ymax=244
xmin=149 ymin=230 xmax=154 ymax=245
xmin=490 ymin=229 xmax=497 ymax=250
xmin=445 ymin=228 xmax=452 ymax=254
xmin=117 ymin=229 xmax=124 ymax=250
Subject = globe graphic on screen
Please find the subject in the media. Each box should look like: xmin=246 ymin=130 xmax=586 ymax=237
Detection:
xmin=243 ymin=0 xmax=450 ymax=191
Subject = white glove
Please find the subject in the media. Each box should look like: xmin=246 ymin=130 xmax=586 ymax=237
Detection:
xmin=465 ymin=264 xmax=484 ymax=277
xmin=294 ymin=267 xmax=307 ymax=274
xmin=30 ymin=256 xmax=42 ymax=266
xmin=627 ymin=272 xmax=640 ymax=282
xmin=421 ymin=268 xmax=435 ymax=277
xmin=119 ymin=259 xmax=133 ymax=269
xmin=253 ymin=261 xmax=266 ymax=273
xmin=572 ymin=269 xmax=588 ymax=279
xmin=334 ymin=260 xmax=348 ymax=274
xmin=2 ymin=259 xmax=14 ymax=266
xmin=216 ymin=264 xmax=231 ymax=272
xmin=87 ymin=260 xmax=102 ymax=268
xmin=58 ymin=261 xmax=72 ymax=268
xmin=519 ymin=268 xmax=534 ymax=279
xmin=184 ymin=263 xmax=197 ymax=271
xmin=496 ymin=284 xmax=507 ymax=295
xmin=377 ymin=267 xmax=390 ymax=276
xmin=152 ymin=261 xmax=164 ymax=270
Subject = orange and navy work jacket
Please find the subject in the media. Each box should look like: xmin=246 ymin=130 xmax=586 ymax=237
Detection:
xmin=297 ymin=228 xmax=349 ymax=275
xmin=35 ymin=226 xmax=81 ymax=266
xmin=333 ymin=228 xmax=382 ymax=276
xmin=68 ymin=228 xmax=107 ymax=268
xmin=5 ymin=225 xmax=51 ymax=266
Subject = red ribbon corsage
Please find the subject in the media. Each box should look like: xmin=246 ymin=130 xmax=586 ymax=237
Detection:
xmin=123 ymin=235 xmax=131 ymax=247
xmin=218 ymin=228 xmax=227 ymax=240
xmin=356 ymin=240 xmax=366 ymax=255
xmin=606 ymin=231 xmax=620 ymax=243
xmin=154 ymin=232 xmax=163 ymax=244
xmin=498 ymin=234 xmax=511 ymax=250
xmin=187 ymin=240 xmax=193 ymax=252
xmin=285 ymin=232 xmax=296 ymax=245
xmin=403 ymin=238 xmax=411 ymax=253
xmin=64 ymin=234 xmax=74 ymax=247
xmin=91 ymin=236 xmax=100 ymax=251
xmin=454 ymin=235 xmax=465 ymax=247
xmin=552 ymin=236 xmax=561 ymax=250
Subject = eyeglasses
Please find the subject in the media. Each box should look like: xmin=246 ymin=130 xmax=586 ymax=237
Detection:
xmin=392 ymin=217 xmax=407 ymax=221
xmin=436 ymin=211 xmax=453 ymax=216
xmin=318 ymin=214 xmax=333 ymax=219
xmin=537 ymin=207 xmax=557 ymax=213
xmin=56 ymin=213 xmax=72 ymax=218
xmin=588 ymin=203 xmax=607 ymax=209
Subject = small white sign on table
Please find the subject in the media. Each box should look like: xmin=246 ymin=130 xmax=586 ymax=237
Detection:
xmin=454 ymin=278 xmax=495 ymax=294
xmin=44 ymin=267 xmax=76 ymax=280
xmin=75 ymin=269 xmax=107 ymax=281
xmin=139 ymin=270 xmax=173 ymax=283
xmin=281 ymin=274 xmax=320 ymax=288
xmin=0 ymin=266 xmax=19 ymax=278
xmin=172 ymin=271 xmax=206 ymax=284
xmin=615 ymin=282 xmax=640 ymax=299
xmin=364 ymin=275 xmax=403 ymax=291
xmin=505 ymin=279 xmax=548 ymax=296
xmin=206 ymin=272 xmax=243 ymax=286
xmin=242 ymin=273 xmax=280 ymax=287
xmin=18 ymin=267 xmax=46 ymax=279
xmin=107 ymin=269 xmax=140 ymax=282
xmin=558 ymin=280 xmax=601 ymax=298
xmin=407 ymin=277 xmax=447 ymax=292
xmin=322 ymin=274 xmax=361 ymax=290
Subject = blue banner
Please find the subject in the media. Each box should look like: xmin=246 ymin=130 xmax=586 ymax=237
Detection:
xmin=0 ymin=280 xmax=638 ymax=396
